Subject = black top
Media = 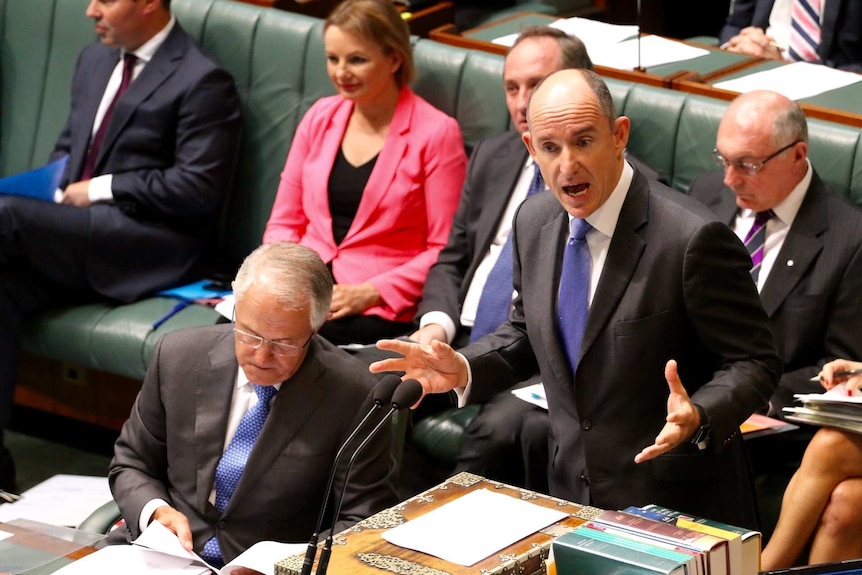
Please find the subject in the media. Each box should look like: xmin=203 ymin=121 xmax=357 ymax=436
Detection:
xmin=328 ymin=147 xmax=377 ymax=245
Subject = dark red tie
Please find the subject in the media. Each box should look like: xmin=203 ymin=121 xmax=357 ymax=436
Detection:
xmin=81 ymin=53 xmax=137 ymax=180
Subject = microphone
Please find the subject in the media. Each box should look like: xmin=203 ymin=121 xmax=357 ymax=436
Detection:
xmin=635 ymin=0 xmax=644 ymax=72
xmin=315 ymin=379 xmax=423 ymax=575
xmin=298 ymin=373 xmax=402 ymax=575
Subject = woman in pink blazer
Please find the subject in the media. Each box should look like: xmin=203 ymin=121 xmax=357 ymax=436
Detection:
xmin=264 ymin=0 xmax=466 ymax=345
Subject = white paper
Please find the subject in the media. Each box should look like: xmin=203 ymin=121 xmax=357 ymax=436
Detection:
xmin=511 ymin=382 xmax=548 ymax=410
xmin=214 ymin=294 xmax=235 ymax=320
xmin=713 ymin=61 xmax=862 ymax=100
xmin=382 ymin=488 xmax=567 ymax=566
xmin=491 ymin=18 xmax=707 ymax=71
xmin=51 ymin=545 xmax=209 ymax=575
xmin=794 ymin=381 xmax=862 ymax=404
xmin=0 ymin=528 xmax=12 ymax=541
xmin=591 ymin=35 xmax=710 ymax=71
xmin=0 ymin=474 xmax=112 ymax=527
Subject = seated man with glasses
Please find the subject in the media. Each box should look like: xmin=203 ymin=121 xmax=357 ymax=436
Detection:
xmin=107 ymin=242 xmax=399 ymax=567
xmin=688 ymin=89 xmax=862 ymax=475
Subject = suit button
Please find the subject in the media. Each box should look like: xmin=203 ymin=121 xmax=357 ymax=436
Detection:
xmin=580 ymin=473 xmax=589 ymax=485
xmin=217 ymin=520 xmax=226 ymax=529
xmin=581 ymin=419 xmax=592 ymax=430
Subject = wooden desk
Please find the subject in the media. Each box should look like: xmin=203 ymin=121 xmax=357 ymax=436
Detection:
xmin=276 ymin=472 xmax=600 ymax=575
xmin=0 ymin=519 xmax=103 ymax=575
xmin=430 ymin=11 xmax=862 ymax=128
xmin=429 ymin=12 xmax=759 ymax=89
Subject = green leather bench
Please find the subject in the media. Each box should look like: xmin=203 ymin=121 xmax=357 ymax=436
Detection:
xmin=4 ymin=0 xmax=862 ymax=495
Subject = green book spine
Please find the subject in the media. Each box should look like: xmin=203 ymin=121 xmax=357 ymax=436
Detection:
xmin=554 ymin=529 xmax=688 ymax=575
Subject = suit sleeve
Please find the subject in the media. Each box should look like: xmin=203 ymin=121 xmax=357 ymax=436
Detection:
xmin=416 ymin=138 xmax=488 ymax=324
xmin=109 ymin=335 xmax=174 ymax=540
xmin=110 ymin=64 xmax=241 ymax=219
xmin=682 ymin=220 xmax=782 ymax=446
xmin=719 ymin=0 xmax=757 ymax=44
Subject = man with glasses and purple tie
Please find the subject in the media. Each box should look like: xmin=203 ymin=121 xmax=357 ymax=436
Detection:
xmin=370 ymin=69 xmax=781 ymax=529
xmin=108 ymin=242 xmax=398 ymax=567
xmin=688 ymin=89 xmax=862 ymax=485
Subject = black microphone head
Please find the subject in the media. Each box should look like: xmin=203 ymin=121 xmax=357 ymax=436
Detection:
xmin=372 ymin=374 xmax=402 ymax=406
xmin=391 ymin=379 xmax=423 ymax=410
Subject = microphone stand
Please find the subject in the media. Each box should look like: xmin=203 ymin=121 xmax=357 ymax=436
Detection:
xmin=298 ymin=374 xmax=402 ymax=575
xmin=315 ymin=380 xmax=423 ymax=575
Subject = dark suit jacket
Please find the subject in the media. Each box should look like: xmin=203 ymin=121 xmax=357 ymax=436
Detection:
xmin=109 ymin=325 xmax=399 ymax=563
xmin=718 ymin=0 xmax=862 ymax=72
xmin=689 ymin=169 xmax=862 ymax=415
xmin=418 ymin=130 xmax=665 ymax=344
xmin=461 ymin=170 xmax=781 ymax=528
xmin=50 ymin=23 xmax=242 ymax=302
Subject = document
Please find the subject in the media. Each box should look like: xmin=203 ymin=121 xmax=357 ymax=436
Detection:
xmin=491 ymin=18 xmax=708 ymax=70
xmin=714 ymin=61 xmax=862 ymax=100
xmin=511 ymin=382 xmax=548 ymax=410
xmin=52 ymin=521 xmax=305 ymax=575
xmin=382 ymin=488 xmax=567 ymax=566
xmin=0 ymin=474 xmax=112 ymax=528
xmin=0 ymin=156 xmax=67 ymax=202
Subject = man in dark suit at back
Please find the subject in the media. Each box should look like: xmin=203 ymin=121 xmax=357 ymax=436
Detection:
xmin=372 ymin=69 xmax=781 ymax=529
xmin=688 ymin=90 xmax=862 ymax=476
xmin=412 ymin=26 xmax=665 ymax=493
xmin=0 ymin=0 xmax=242 ymax=489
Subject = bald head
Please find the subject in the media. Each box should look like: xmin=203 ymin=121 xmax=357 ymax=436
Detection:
xmin=522 ymin=68 xmax=629 ymax=219
xmin=715 ymin=90 xmax=809 ymax=212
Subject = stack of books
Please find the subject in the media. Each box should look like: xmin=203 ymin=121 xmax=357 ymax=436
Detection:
xmin=552 ymin=504 xmax=761 ymax=575
xmin=783 ymin=382 xmax=862 ymax=434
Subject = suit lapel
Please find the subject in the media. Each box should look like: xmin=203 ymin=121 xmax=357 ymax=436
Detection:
xmin=222 ymin=339 xmax=329 ymax=513
xmin=196 ymin=333 xmax=241 ymax=512
xmin=343 ymin=88 xmax=413 ymax=243
xmin=95 ymin=25 xmax=187 ymax=172
xmin=704 ymin=187 xmax=739 ymax=226
xmin=579 ymin=175 xmax=648 ymax=367
xmin=819 ymin=0 xmax=841 ymax=61
xmin=476 ymin=135 xmax=530 ymax=251
xmin=760 ymin=180 xmax=827 ymax=316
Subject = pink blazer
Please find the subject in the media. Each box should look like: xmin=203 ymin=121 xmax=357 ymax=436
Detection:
xmin=263 ymin=87 xmax=467 ymax=322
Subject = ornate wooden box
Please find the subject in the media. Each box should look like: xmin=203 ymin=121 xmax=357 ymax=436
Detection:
xmin=276 ymin=472 xmax=601 ymax=575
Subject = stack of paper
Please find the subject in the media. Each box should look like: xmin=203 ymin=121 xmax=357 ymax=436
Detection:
xmin=783 ymin=382 xmax=862 ymax=434
xmin=491 ymin=17 xmax=709 ymax=71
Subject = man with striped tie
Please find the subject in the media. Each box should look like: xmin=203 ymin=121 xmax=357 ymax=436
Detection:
xmin=718 ymin=0 xmax=862 ymax=72
xmin=689 ymin=90 xmax=862 ymax=474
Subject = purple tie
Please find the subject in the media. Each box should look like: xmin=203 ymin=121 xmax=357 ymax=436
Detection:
xmin=81 ymin=53 xmax=137 ymax=180
xmin=744 ymin=210 xmax=773 ymax=283
xmin=558 ymin=218 xmax=592 ymax=373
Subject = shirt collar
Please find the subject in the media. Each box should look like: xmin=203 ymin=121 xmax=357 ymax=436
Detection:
xmin=125 ymin=15 xmax=175 ymax=64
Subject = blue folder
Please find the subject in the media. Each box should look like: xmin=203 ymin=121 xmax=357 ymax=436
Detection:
xmin=0 ymin=156 xmax=68 ymax=202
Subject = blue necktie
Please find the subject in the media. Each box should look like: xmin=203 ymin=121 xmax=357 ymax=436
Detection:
xmin=558 ymin=218 xmax=592 ymax=373
xmin=470 ymin=163 xmax=545 ymax=342
xmin=201 ymin=384 xmax=278 ymax=566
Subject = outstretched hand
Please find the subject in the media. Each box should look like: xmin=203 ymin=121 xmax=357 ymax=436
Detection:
xmin=369 ymin=338 xmax=469 ymax=408
xmin=634 ymin=359 xmax=701 ymax=463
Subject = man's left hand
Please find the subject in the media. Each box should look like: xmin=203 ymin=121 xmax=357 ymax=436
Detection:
xmin=634 ymin=359 xmax=701 ymax=463
xmin=59 ymin=181 xmax=92 ymax=206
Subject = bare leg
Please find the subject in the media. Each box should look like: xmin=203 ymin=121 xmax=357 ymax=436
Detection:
xmin=761 ymin=428 xmax=862 ymax=570
xmin=808 ymin=477 xmax=862 ymax=563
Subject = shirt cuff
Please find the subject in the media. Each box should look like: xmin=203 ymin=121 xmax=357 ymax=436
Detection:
xmin=454 ymin=351 xmax=471 ymax=407
xmin=140 ymin=498 xmax=170 ymax=533
xmin=419 ymin=311 xmax=457 ymax=344
xmin=88 ymin=174 xmax=114 ymax=203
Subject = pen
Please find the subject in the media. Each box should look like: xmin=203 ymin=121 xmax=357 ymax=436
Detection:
xmin=809 ymin=367 xmax=862 ymax=382
xmin=152 ymin=300 xmax=191 ymax=330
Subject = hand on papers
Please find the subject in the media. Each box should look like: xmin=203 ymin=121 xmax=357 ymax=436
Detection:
xmin=817 ymin=359 xmax=862 ymax=395
xmin=721 ymin=26 xmax=782 ymax=59
xmin=634 ymin=359 xmax=700 ymax=463
xmin=152 ymin=505 xmax=194 ymax=551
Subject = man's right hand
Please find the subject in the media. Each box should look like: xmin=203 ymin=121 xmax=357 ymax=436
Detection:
xmin=369 ymin=339 xmax=469 ymax=406
xmin=152 ymin=505 xmax=193 ymax=550
xmin=722 ymin=26 xmax=782 ymax=59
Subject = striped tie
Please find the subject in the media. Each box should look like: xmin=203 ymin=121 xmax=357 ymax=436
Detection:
xmin=744 ymin=210 xmax=773 ymax=283
xmin=788 ymin=0 xmax=822 ymax=63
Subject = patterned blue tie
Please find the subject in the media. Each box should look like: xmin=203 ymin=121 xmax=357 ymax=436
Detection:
xmin=558 ymin=218 xmax=592 ymax=373
xmin=470 ymin=163 xmax=545 ymax=342
xmin=201 ymin=384 xmax=278 ymax=565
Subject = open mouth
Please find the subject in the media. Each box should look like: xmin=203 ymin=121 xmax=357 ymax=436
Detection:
xmin=562 ymin=183 xmax=589 ymax=197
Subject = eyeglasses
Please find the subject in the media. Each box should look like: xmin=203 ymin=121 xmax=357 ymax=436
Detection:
xmin=234 ymin=327 xmax=314 ymax=357
xmin=713 ymin=140 xmax=801 ymax=176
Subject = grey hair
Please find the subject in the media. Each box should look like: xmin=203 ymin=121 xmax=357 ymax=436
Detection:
xmin=233 ymin=243 xmax=333 ymax=331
